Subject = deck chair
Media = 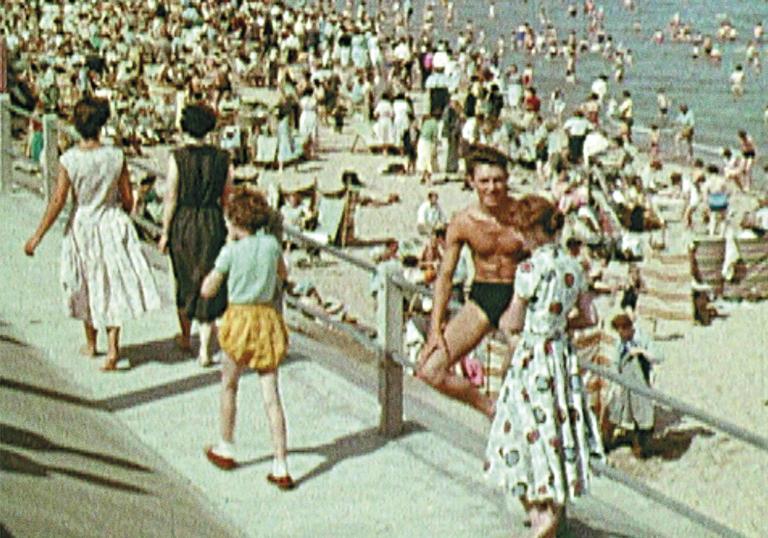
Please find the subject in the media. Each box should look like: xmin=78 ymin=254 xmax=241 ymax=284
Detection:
xmin=472 ymin=334 xmax=511 ymax=403
xmin=573 ymin=327 xmax=618 ymax=426
xmin=254 ymin=135 xmax=278 ymax=165
xmin=350 ymin=121 xmax=380 ymax=153
xmin=691 ymin=235 xmax=768 ymax=300
xmin=303 ymin=195 xmax=348 ymax=246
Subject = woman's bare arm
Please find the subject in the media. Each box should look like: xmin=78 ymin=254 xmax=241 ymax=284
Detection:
xmin=24 ymin=166 xmax=71 ymax=256
xmin=159 ymin=154 xmax=179 ymax=252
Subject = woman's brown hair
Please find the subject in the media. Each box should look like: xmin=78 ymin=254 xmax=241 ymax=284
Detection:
xmin=518 ymin=194 xmax=565 ymax=237
xmin=72 ymin=97 xmax=110 ymax=140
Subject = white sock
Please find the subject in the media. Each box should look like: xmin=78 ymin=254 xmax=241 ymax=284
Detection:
xmin=272 ymin=457 xmax=289 ymax=477
xmin=215 ymin=440 xmax=234 ymax=458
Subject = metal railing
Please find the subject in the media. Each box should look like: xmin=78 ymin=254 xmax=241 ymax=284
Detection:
xmin=0 ymin=94 xmax=59 ymax=200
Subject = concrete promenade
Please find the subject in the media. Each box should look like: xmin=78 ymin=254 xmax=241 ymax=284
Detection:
xmin=0 ymin=189 xmax=723 ymax=537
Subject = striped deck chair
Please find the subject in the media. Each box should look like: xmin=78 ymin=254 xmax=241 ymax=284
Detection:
xmin=637 ymin=251 xmax=695 ymax=323
xmin=474 ymin=334 xmax=510 ymax=403
xmin=691 ymin=236 xmax=768 ymax=300
xmin=574 ymin=327 xmax=618 ymax=427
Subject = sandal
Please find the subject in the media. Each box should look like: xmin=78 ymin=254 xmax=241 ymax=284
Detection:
xmin=267 ymin=473 xmax=296 ymax=490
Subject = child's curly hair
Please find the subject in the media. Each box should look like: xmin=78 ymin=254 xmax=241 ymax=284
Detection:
xmin=225 ymin=187 xmax=274 ymax=234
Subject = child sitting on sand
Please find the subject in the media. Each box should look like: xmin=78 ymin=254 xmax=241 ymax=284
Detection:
xmin=201 ymin=187 xmax=294 ymax=490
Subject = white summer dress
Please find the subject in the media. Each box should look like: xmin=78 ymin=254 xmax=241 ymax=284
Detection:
xmin=59 ymin=145 xmax=161 ymax=327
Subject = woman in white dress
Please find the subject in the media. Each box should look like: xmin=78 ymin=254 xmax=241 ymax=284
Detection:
xmin=298 ymin=87 xmax=319 ymax=158
xmin=25 ymin=97 xmax=161 ymax=371
xmin=373 ymin=92 xmax=395 ymax=147
xmin=392 ymin=93 xmax=411 ymax=150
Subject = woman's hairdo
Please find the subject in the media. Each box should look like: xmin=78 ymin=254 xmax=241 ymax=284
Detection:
xmin=611 ymin=313 xmax=634 ymax=330
xmin=181 ymin=103 xmax=217 ymax=138
xmin=518 ymin=194 xmax=565 ymax=236
xmin=224 ymin=187 xmax=273 ymax=234
xmin=465 ymin=144 xmax=509 ymax=178
xmin=72 ymin=97 xmax=110 ymax=139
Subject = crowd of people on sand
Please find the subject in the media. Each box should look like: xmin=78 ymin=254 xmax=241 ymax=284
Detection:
xmin=9 ymin=0 xmax=768 ymax=536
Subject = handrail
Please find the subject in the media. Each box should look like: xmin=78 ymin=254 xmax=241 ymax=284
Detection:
xmin=283 ymin=225 xmax=378 ymax=274
xmin=582 ymin=362 xmax=768 ymax=453
xmin=7 ymin=103 xmax=36 ymax=119
xmin=590 ymin=460 xmax=745 ymax=538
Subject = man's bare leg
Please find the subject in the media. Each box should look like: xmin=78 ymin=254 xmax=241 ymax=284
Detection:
xmin=417 ymin=303 xmax=495 ymax=417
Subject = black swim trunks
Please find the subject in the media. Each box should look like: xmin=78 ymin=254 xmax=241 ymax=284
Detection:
xmin=469 ymin=281 xmax=516 ymax=328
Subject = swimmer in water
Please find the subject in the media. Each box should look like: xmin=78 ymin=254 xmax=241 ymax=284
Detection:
xmin=729 ymin=64 xmax=745 ymax=98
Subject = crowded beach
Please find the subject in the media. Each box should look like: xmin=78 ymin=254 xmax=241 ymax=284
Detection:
xmin=4 ymin=0 xmax=768 ymax=536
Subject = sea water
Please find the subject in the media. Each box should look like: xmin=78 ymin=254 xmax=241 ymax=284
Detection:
xmin=351 ymin=0 xmax=768 ymax=185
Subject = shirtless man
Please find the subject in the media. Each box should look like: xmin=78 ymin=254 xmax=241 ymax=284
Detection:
xmin=417 ymin=145 xmax=527 ymax=418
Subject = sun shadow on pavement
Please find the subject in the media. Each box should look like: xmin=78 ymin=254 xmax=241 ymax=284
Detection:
xmin=0 ymin=447 xmax=149 ymax=495
xmin=0 ymin=423 xmax=151 ymax=472
xmin=121 ymin=336 xmax=201 ymax=368
xmin=237 ymin=421 xmax=426 ymax=487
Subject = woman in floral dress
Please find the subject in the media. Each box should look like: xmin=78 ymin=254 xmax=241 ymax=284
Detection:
xmin=487 ymin=195 xmax=604 ymax=537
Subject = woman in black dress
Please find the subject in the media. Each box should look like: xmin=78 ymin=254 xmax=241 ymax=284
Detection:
xmin=159 ymin=103 xmax=233 ymax=366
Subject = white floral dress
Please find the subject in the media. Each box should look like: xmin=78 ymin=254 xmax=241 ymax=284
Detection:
xmin=485 ymin=244 xmax=604 ymax=505
xmin=59 ymin=145 xmax=161 ymax=327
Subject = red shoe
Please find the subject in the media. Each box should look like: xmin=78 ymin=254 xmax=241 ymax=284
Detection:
xmin=267 ymin=473 xmax=296 ymax=490
xmin=204 ymin=446 xmax=236 ymax=471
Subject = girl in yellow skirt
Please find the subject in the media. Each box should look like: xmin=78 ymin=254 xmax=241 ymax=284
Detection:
xmin=200 ymin=187 xmax=294 ymax=489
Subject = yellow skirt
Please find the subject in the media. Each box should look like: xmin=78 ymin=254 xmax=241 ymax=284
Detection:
xmin=219 ymin=304 xmax=288 ymax=372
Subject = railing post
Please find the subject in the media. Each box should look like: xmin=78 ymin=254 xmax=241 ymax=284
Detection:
xmin=0 ymin=94 xmax=10 ymax=194
xmin=42 ymin=114 xmax=59 ymax=202
xmin=376 ymin=274 xmax=404 ymax=437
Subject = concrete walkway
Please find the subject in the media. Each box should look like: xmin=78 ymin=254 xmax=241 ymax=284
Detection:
xmin=1 ymin=190 xmax=725 ymax=537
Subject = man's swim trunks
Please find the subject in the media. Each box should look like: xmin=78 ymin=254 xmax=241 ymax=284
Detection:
xmin=469 ymin=281 xmax=515 ymax=328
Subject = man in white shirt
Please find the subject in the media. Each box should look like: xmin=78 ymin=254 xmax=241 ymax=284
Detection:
xmin=563 ymin=110 xmax=591 ymax=164
xmin=591 ymin=74 xmax=608 ymax=105
xmin=416 ymin=191 xmax=447 ymax=236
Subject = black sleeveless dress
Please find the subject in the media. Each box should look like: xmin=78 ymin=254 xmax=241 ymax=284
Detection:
xmin=169 ymin=145 xmax=228 ymax=322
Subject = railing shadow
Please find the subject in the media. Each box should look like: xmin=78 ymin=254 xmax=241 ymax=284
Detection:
xmin=561 ymin=518 xmax=639 ymax=538
xmin=1 ymin=377 xmax=98 ymax=409
xmin=236 ymin=421 xmax=426 ymax=487
xmin=0 ymin=447 xmax=149 ymax=495
xmin=0 ymin=423 xmax=151 ymax=472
